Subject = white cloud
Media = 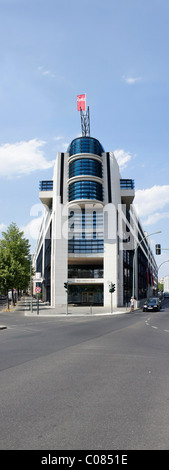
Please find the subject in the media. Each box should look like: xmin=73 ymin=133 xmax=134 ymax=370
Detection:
xmin=0 ymin=223 xmax=7 ymax=233
xmin=142 ymin=212 xmax=169 ymax=226
xmin=123 ymin=76 xmax=142 ymax=84
xmin=53 ymin=136 xmax=63 ymax=142
xmin=38 ymin=66 xmax=56 ymax=78
xmin=0 ymin=139 xmax=55 ymax=178
xmin=114 ymin=149 xmax=133 ymax=169
xmin=53 ymin=136 xmax=69 ymax=152
xmin=21 ymin=215 xmax=43 ymax=241
xmin=134 ymin=185 xmax=169 ymax=217
xmin=134 ymin=185 xmax=169 ymax=226
xmin=43 ymin=70 xmax=55 ymax=78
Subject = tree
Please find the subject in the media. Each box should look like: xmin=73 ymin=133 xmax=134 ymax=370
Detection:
xmin=158 ymin=282 xmax=164 ymax=292
xmin=0 ymin=223 xmax=31 ymax=301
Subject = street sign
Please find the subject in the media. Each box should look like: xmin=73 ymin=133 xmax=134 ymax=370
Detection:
xmin=35 ymin=287 xmax=41 ymax=293
xmin=35 ymin=272 xmax=41 ymax=279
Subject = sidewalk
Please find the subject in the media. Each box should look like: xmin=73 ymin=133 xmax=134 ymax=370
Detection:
xmin=24 ymin=298 xmax=136 ymax=317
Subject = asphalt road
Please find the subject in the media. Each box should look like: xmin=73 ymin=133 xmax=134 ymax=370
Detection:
xmin=1 ymin=300 xmax=169 ymax=451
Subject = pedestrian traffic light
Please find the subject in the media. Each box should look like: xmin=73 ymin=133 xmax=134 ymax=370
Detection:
xmin=64 ymin=282 xmax=68 ymax=291
xmin=155 ymin=244 xmax=161 ymax=255
xmin=109 ymin=283 xmax=115 ymax=293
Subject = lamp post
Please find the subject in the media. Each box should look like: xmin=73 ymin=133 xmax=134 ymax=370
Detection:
xmin=132 ymin=230 xmax=162 ymax=299
xmin=158 ymin=259 xmax=169 ymax=291
xmin=158 ymin=260 xmax=169 ymax=272
xmin=157 ymin=260 xmax=169 ymax=298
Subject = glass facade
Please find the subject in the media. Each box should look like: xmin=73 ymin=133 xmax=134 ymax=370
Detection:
xmin=68 ymin=284 xmax=103 ymax=306
xmin=68 ymin=136 xmax=104 ymax=157
xmin=69 ymin=158 xmax=102 ymax=179
xmin=69 ymin=180 xmax=103 ymax=201
xmin=68 ymin=209 xmax=103 ymax=230
xmin=68 ymin=265 xmax=103 ymax=278
xmin=67 ymin=136 xmax=104 ymax=306
xmin=68 ymin=208 xmax=104 ymax=254
xmin=68 ymin=238 xmax=104 ymax=253
xmin=39 ymin=180 xmax=53 ymax=191
xmin=120 ymin=179 xmax=135 ymax=189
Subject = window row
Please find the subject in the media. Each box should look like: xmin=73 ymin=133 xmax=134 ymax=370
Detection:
xmin=68 ymin=181 xmax=103 ymax=202
xmin=68 ymin=232 xmax=104 ymax=240
xmin=68 ymin=239 xmax=104 ymax=253
xmin=68 ymin=265 xmax=103 ymax=279
xmin=68 ymin=210 xmax=104 ymax=230
xmin=68 ymin=137 xmax=104 ymax=157
xmin=69 ymin=158 xmax=102 ymax=178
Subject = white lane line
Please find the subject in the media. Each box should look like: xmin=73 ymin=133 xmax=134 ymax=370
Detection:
xmin=145 ymin=317 xmax=169 ymax=333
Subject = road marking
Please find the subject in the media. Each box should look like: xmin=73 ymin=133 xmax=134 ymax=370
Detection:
xmin=145 ymin=320 xmax=169 ymax=334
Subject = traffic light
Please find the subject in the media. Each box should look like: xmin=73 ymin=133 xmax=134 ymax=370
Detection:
xmin=109 ymin=283 xmax=115 ymax=293
xmin=155 ymin=244 xmax=161 ymax=255
xmin=64 ymin=282 xmax=68 ymax=291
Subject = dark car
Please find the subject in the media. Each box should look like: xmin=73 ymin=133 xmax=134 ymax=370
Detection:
xmin=143 ymin=297 xmax=161 ymax=312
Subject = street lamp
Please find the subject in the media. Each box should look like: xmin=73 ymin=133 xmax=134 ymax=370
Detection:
xmin=158 ymin=260 xmax=169 ymax=272
xmin=157 ymin=260 xmax=169 ymax=296
xmin=132 ymin=230 xmax=162 ymax=299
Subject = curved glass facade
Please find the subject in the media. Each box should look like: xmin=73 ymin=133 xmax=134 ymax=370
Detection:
xmin=69 ymin=158 xmax=102 ymax=179
xmin=69 ymin=180 xmax=103 ymax=201
xmin=68 ymin=136 xmax=104 ymax=157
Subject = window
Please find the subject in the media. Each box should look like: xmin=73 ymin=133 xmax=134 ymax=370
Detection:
xmin=68 ymin=239 xmax=104 ymax=253
xmin=69 ymin=159 xmax=102 ymax=178
xmin=68 ymin=137 xmax=104 ymax=157
xmin=69 ymin=181 xmax=103 ymax=201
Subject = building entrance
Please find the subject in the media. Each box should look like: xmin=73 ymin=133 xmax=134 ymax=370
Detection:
xmin=82 ymin=292 xmax=94 ymax=304
xmin=68 ymin=284 xmax=103 ymax=306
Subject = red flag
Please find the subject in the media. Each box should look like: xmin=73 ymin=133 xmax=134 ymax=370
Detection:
xmin=77 ymin=94 xmax=86 ymax=111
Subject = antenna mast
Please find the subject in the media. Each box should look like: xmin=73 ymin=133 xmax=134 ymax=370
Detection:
xmin=80 ymin=106 xmax=90 ymax=136
xmin=77 ymin=94 xmax=90 ymax=136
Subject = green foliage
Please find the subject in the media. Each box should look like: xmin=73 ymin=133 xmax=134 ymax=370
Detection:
xmin=158 ymin=282 xmax=164 ymax=292
xmin=0 ymin=222 xmax=31 ymax=294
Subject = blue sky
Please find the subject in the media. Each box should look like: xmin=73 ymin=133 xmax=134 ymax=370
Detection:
xmin=0 ymin=0 xmax=169 ymax=277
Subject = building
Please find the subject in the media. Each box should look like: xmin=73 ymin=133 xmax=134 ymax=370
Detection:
xmin=164 ymin=276 xmax=169 ymax=294
xmin=33 ymin=112 xmax=158 ymax=310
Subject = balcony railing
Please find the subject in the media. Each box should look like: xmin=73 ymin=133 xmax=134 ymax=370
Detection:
xmin=39 ymin=180 xmax=53 ymax=191
xmin=120 ymin=179 xmax=135 ymax=189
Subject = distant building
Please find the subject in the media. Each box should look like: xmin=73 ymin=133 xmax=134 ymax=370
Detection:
xmin=33 ymin=111 xmax=158 ymax=310
xmin=164 ymin=276 xmax=169 ymax=293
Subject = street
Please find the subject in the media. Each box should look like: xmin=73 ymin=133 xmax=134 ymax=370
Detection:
xmin=0 ymin=300 xmax=169 ymax=450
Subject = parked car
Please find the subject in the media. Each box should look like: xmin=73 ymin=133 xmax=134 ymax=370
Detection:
xmin=143 ymin=297 xmax=161 ymax=312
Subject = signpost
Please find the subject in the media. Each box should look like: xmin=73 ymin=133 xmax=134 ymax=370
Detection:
xmin=35 ymin=286 xmax=41 ymax=315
